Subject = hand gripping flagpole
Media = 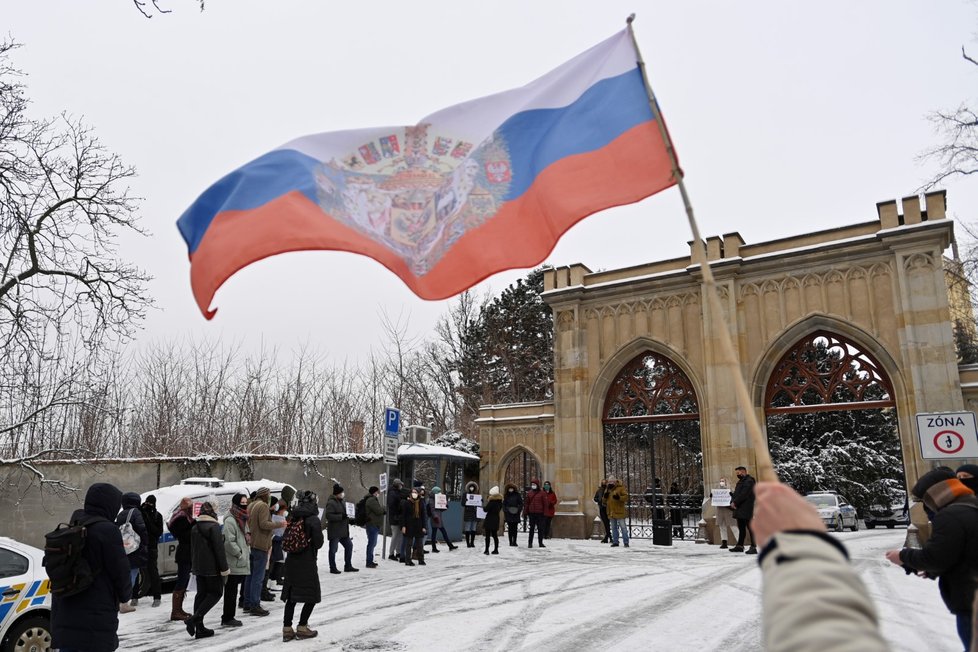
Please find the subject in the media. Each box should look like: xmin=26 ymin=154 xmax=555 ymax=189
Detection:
xmin=626 ymin=15 xmax=778 ymax=483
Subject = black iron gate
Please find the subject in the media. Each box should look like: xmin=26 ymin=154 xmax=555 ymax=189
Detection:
xmin=603 ymin=421 xmax=703 ymax=539
xmin=602 ymin=351 xmax=704 ymax=540
xmin=503 ymin=449 xmax=542 ymax=532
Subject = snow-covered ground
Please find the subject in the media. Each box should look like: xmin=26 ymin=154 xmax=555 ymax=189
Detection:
xmin=117 ymin=528 xmax=960 ymax=651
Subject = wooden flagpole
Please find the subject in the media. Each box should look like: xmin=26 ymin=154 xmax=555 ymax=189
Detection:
xmin=626 ymin=14 xmax=777 ymax=483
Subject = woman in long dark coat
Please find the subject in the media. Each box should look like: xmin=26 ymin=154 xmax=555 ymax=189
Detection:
xmin=483 ymin=486 xmax=503 ymax=555
xmin=401 ymin=488 xmax=427 ymax=566
xmin=281 ymin=490 xmax=324 ymax=642
xmin=502 ymin=483 xmax=523 ymax=547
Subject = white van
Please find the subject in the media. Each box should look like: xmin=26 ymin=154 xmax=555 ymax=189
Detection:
xmin=141 ymin=478 xmax=294 ymax=581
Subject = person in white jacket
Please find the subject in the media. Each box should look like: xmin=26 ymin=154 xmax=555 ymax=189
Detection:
xmin=710 ymin=477 xmax=738 ymax=549
xmin=752 ymin=481 xmax=889 ymax=652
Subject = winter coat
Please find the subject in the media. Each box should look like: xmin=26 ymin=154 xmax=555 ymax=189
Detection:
xmin=731 ymin=474 xmax=756 ymax=520
xmin=366 ymin=494 xmax=386 ymax=528
xmin=401 ymin=496 xmax=427 ymax=537
xmin=168 ymin=510 xmax=194 ymax=565
xmin=503 ymin=484 xmax=524 ymax=523
xmin=428 ymin=496 xmax=444 ymax=528
xmin=324 ymin=494 xmax=351 ymax=540
xmin=593 ymin=485 xmax=607 ymax=506
xmin=282 ymin=500 xmax=325 ymax=604
xmin=115 ymin=493 xmax=149 ymax=570
xmin=51 ymin=483 xmax=133 ymax=652
xmin=607 ymin=484 xmax=629 ymax=520
xmin=388 ymin=486 xmax=407 ymax=525
xmin=899 ymin=496 xmax=978 ymax=615
xmin=191 ymin=515 xmax=229 ymax=577
xmin=223 ymin=514 xmax=251 ymax=575
xmin=544 ymin=489 xmax=558 ymax=518
xmin=140 ymin=501 xmax=164 ymax=545
xmin=523 ymin=483 xmax=549 ymax=516
xmin=483 ymin=494 xmax=504 ymax=532
xmin=761 ymin=532 xmax=887 ymax=652
xmin=247 ymin=498 xmax=276 ymax=552
xmin=463 ymin=482 xmax=481 ymax=521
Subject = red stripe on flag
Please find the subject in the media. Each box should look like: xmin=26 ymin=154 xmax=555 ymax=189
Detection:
xmin=189 ymin=121 xmax=674 ymax=318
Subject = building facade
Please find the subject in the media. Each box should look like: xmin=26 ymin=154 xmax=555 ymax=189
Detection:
xmin=477 ymin=191 xmax=978 ymax=538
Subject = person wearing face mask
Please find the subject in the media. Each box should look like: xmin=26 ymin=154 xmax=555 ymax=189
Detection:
xmin=522 ymin=478 xmax=548 ymax=548
xmin=955 ymin=464 xmax=978 ymax=493
xmin=462 ymin=481 xmax=481 ymax=548
xmin=401 ymin=486 xmax=427 ymax=566
xmin=542 ymin=481 xmax=558 ymax=539
xmin=711 ymin=477 xmax=738 ymax=549
xmin=483 ymin=486 xmax=504 ymax=555
xmin=885 ymin=467 xmax=978 ymax=651
xmin=729 ymin=466 xmax=757 ymax=554
xmin=270 ymin=500 xmax=288 ymax=587
xmin=503 ymin=483 xmax=523 ymax=546
xmin=324 ymin=483 xmax=358 ymax=574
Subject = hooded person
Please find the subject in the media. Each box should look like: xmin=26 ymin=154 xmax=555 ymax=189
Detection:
xmin=387 ymin=478 xmax=406 ymax=561
xmin=503 ymin=483 xmax=524 ymax=546
xmin=462 ymin=481 xmax=481 ymax=548
xmin=324 ymin=483 xmax=357 ymax=573
xmin=115 ymin=491 xmax=150 ymax=612
xmin=483 ymin=486 xmax=504 ymax=555
xmin=282 ymin=490 xmax=324 ymax=642
xmin=51 ymin=483 xmax=133 ymax=652
xmin=885 ymin=467 xmax=978 ymax=650
xmin=138 ymin=494 xmax=164 ymax=607
xmin=221 ymin=493 xmax=251 ymax=628
xmin=186 ymin=500 xmax=230 ymax=639
xmin=522 ymin=478 xmax=549 ymax=548
xmin=955 ymin=463 xmax=978 ymax=494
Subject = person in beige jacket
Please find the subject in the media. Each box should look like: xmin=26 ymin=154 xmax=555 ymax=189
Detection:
xmin=752 ymin=481 xmax=888 ymax=652
xmin=244 ymin=486 xmax=276 ymax=616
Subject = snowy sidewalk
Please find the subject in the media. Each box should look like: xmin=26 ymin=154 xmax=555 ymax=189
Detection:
xmin=117 ymin=528 xmax=960 ymax=651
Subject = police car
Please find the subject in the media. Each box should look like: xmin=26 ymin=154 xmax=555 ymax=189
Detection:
xmin=0 ymin=537 xmax=50 ymax=652
xmin=804 ymin=492 xmax=859 ymax=532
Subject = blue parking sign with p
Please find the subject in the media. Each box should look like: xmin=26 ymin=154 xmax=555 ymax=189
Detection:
xmin=385 ymin=408 xmax=400 ymax=435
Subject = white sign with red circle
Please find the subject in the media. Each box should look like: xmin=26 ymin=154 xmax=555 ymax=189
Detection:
xmin=916 ymin=412 xmax=978 ymax=459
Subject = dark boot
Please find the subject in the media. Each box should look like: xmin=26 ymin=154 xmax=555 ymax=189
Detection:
xmin=185 ymin=616 xmax=197 ymax=637
xmin=430 ymin=543 xmax=440 ymax=553
xmin=719 ymin=540 xmax=728 ymax=549
xmin=448 ymin=541 xmax=458 ymax=550
xmin=195 ymin=623 xmax=215 ymax=639
xmin=484 ymin=540 xmax=490 ymax=555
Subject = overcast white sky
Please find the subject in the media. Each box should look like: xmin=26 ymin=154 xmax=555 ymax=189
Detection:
xmin=5 ymin=1 xmax=978 ymax=362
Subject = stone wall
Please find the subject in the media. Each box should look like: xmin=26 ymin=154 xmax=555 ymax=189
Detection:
xmin=0 ymin=454 xmax=385 ymax=548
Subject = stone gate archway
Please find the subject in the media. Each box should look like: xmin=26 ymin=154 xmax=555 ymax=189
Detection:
xmin=602 ymin=350 xmax=704 ymax=539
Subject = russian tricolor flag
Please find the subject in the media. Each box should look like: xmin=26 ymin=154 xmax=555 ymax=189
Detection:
xmin=178 ymin=29 xmax=678 ymax=319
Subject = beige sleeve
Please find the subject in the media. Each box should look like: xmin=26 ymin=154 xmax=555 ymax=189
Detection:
xmin=761 ymin=532 xmax=890 ymax=652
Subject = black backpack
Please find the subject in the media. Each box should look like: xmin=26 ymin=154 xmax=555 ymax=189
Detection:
xmin=42 ymin=516 xmax=107 ymax=597
xmin=354 ymin=495 xmax=369 ymax=527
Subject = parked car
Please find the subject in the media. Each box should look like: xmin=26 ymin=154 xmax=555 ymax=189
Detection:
xmin=144 ymin=477 xmax=294 ymax=581
xmin=804 ymin=492 xmax=859 ymax=532
xmin=865 ymin=492 xmax=910 ymax=529
xmin=0 ymin=537 xmax=51 ymax=652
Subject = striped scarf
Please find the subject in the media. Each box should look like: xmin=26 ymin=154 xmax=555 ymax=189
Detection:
xmin=924 ymin=478 xmax=975 ymax=512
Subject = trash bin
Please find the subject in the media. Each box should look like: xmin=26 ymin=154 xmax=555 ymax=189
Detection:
xmin=652 ymin=519 xmax=673 ymax=546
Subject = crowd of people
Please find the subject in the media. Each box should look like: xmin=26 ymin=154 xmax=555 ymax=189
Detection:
xmin=49 ymin=476 xmax=562 ymax=650
xmin=48 ymin=462 xmax=978 ymax=652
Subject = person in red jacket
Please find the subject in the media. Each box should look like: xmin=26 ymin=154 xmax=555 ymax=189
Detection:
xmin=522 ymin=479 xmax=549 ymax=548
xmin=542 ymin=481 xmax=558 ymax=539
